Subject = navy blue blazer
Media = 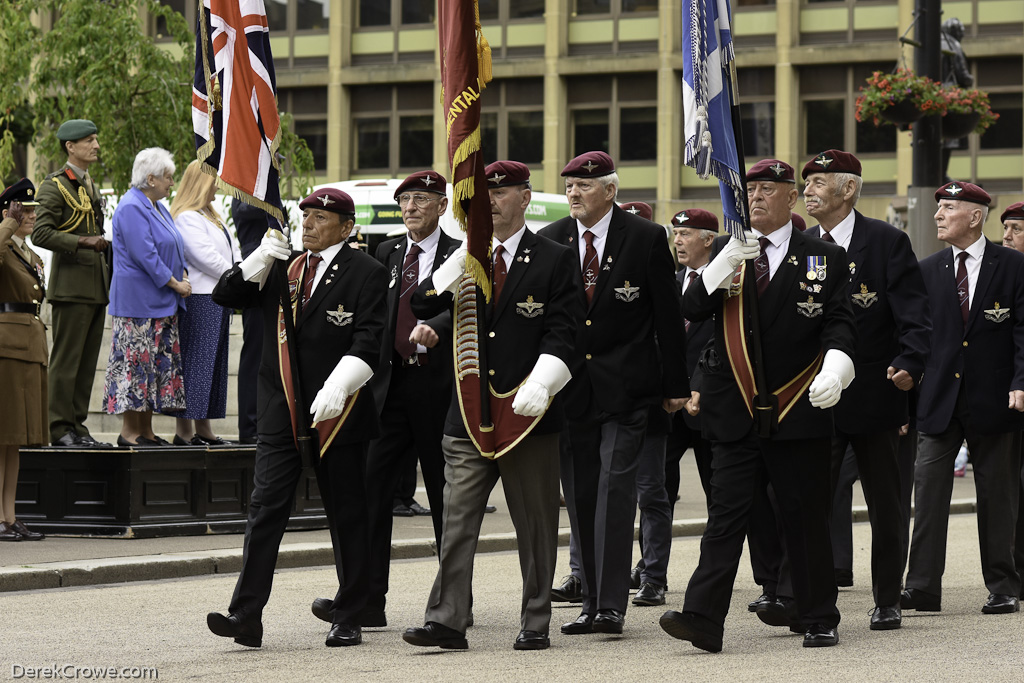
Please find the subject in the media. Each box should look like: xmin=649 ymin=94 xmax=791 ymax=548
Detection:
xmin=807 ymin=211 xmax=931 ymax=433
xmin=916 ymin=239 xmax=1024 ymax=435
xmin=538 ymin=205 xmax=689 ymax=419
xmin=683 ymin=229 xmax=856 ymax=443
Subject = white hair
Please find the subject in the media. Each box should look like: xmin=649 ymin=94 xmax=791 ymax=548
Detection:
xmin=130 ymin=148 xmax=176 ymax=189
xmin=831 ymin=172 xmax=863 ymax=205
xmin=598 ymin=171 xmax=620 ymax=200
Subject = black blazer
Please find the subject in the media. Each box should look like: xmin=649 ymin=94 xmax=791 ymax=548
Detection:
xmin=915 ymin=239 xmax=1024 ymax=435
xmin=538 ymin=205 xmax=689 ymax=419
xmin=807 ymin=211 xmax=931 ymax=433
xmin=369 ymin=230 xmax=460 ymax=411
xmin=412 ymin=229 xmax=582 ymax=437
xmin=212 ymin=246 xmax=388 ymax=445
xmin=683 ymin=229 xmax=856 ymax=442
xmin=679 ymin=268 xmax=715 ymax=432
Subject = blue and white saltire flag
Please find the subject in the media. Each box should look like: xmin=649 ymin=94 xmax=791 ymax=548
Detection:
xmin=682 ymin=0 xmax=747 ymax=238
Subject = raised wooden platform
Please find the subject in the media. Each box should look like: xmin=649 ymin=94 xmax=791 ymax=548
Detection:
xmin=15 ymin=444 xmax=328 ymax=538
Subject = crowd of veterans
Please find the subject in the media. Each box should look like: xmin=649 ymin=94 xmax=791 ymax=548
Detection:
xmin=2 ymin=116 xmax=1021 ymax=655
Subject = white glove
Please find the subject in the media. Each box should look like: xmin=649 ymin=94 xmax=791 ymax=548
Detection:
xmin=431 ymin=245 xmax=468 ymax=293
xmin=512 ymin=354 xmax=572 ymax=417
xmin=808 ymin=349 xmax=856 ymax=409
xmin=240 ymin=230 xmax=291 ymax=285
xmin=702 ymin=232 xmax=761 ymax=293
xmin=310 ymin=356 xmax=374 ymax=424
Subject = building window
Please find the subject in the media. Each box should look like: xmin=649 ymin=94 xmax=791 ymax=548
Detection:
xmin=401 ymin=0 xmax=434 ymax=24
xmin=296 ymin=0 xmax=330 ymax=31
xmin=359 ymin=0 xmax=390 ymax=26
xmin=569 ymin=74 xmax=657 ymax=164
xmin=265 ymin=0 xmax=288 ymax=31
xmin=280 ymin=88 xmax=329 ymax=172
xmin=356 ymin=118 xmax=390 ymax=170
xmin=154 ymin=0 xmax=187 ymax=38
xmin=800 ymin=63 xmax=896 ymax=158
xmin=358 ymin=0 xmax=438 ymax=27
xmin=737 ymin=68 xmax=776 ymax=159
xmin=977 ymin=58 xmax=1024 ymax=152
xmin=479 ymin=79 xmax=545 ymax=165
xmin=351 ymin=83 xmax=434 ymax=175
xmin=575 ymin=0 xmax=656 ymax=15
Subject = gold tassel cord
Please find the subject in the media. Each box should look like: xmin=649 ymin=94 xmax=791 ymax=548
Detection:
xmin=474 ymin=0 xmax=493 ymax=84
xmin=52 ymin=179 xmax=96 ymax=234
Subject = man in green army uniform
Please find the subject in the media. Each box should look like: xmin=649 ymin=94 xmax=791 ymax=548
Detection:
xmin=31 ymin=119 xmax=112 ymax=447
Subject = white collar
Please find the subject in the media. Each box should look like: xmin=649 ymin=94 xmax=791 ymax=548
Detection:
xmin=951 ymin=233 xmax=986 ymax=262
xmin=409 ymin=226 xmax=440 ymax=254
xmin=494 ymin=224 xmax=528 ymax=257
xmin=577 ymin=206 xmax=613 ymax=241
xmin=754 ymin=222 xmax=793 ymax=249
xmin=311 ymin=240 xmax=344 ymax=265
xmin=823 ymin=210 xmax=856 ymax=246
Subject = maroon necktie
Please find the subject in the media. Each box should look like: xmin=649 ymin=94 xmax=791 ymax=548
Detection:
xmin=492 ymin=245 xmax=508 ymax=303
xmin=582 ymin=230 xmax=598 ymax=304
xmin=956 ymin=251 xmax=970 ymax=327
xmin=684 ymin=271 xmax=698 ymax=332
xmin=754 ymin=237 xmax=771 ymax=297
xmin=302 ymin=253 xmax=323 ymax=306
xmin=821 ymin=231 xmax=835 ymax=244
xmin=394 ymin=243 xmax=422 ymax=360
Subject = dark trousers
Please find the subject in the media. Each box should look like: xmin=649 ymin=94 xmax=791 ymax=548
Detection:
xmin=1015 ymin=438 xmax=1024 ymax=595
xmin=907 ymin=396 xmax=1022 ymax=597
xmin=565 ymin=406 xmax=649 ymax=615
xmin=666 ymin=417 xmax=714 ymax=510
xmin=830 ymin=429 xmax=905 ymax=607
xmin=634 ymin=434 xmax=672 ymax=587
xmin=48 ymin=301 xmax=106 ymax=441
xmin=746 ymin=481 xmax=785 ymax=596
xmin=236 ymin=306 xmax=263 ymax=441
xmin=829 ymin=445 xmax=858 ymax=574
xmin=364 ymin=364 xmax=446 ymax=613
xmin=229 ymin=438 xmax=370 ymax=625
xmin=683 ymin=430 xmax=839 ymax=629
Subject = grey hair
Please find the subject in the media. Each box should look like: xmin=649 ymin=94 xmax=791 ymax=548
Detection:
xmin=831 ymin=172 xmax=863 ymax=205
xmin=699 ymin=228 xmax=717 ymax=241
xmin=130 ymin=148 xmax=176 ymax=189
xmin=977 ymin=204 xmax=990 ymax=226
xmin=598 ymin=171 xmax=620 ymax=200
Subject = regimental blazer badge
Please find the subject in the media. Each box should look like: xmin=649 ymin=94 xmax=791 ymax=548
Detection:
xmin=614 ymin=280 xmax=640 ymax=302
xmin=806 ymin=256 xmax=827 ymax=282
xmin=515 ymin=295 xmax=544 ymax=318
xmin=796 ymin=296 xmax=823 ymax=318
xmin=849 ymin=261 xmax=857 ymax=276
xmin=851 ymin=282 xmax=878 ymax=309
xmin=799 ymin=282 xmax=822 ymax=294
xmin=984 ymin=301 xmax=1011 ymax=323
xmin=786 ymin=255 xmax=799 ymax=267
xmin=327 ymin=305 xmax=354 ymax=327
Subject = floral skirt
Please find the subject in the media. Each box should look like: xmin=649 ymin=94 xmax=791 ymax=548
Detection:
xmin=103 ymin=315 xmax=187 ymax=415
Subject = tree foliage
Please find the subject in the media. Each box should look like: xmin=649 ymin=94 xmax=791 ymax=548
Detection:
xmin=0 ymin=1 xmax=40 ymax=182
xmin=23 ymin=0 xmax=314 ymax=197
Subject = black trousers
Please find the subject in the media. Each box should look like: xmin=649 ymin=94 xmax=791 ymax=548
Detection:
xmin=236 ymin=306 xmax=263 ymax=441
xmin=565 ymin=406 xmax=649 ymax=615
xmin=228 ymin=437 xmax=370 ymax=625
xmin=666 ymin=417 xmax=714 ymax=510
xmin=830 ymin=429 xmax=904 ymax=607
xmin=683 ymin=430 xmax=839 ymax=629
xmin=363 ymin=364 xmax=447 ymax=612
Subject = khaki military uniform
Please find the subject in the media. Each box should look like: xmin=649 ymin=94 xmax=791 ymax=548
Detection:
xmin=30 ymin=165 xmax=109 ymax=443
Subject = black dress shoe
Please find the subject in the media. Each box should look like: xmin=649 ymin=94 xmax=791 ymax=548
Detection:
xmin=659 ymin=610 xmax=723 ymax=653
xmin=0 ymin=521 xmax=22 ymax=541
xmin=869 ymin=605 xmax=902 ymax=630
xmin=901 ymin=588 xmax=941 ymax=612
xmin=551 ymin=574 xmax=583 ymax=603
xmin=835 ymin=568 xmax=854 ymax=587
xmin=633 ymin=582 xmax=666 ymax=606
xmin=630 ymin=565 xmax=642 ymax=590
xmin=560 ymin=612 xmax=595 ymax=635
xmin=239 ymin=435 xmax=258 ymax=445
xmin=755 ymin=597 xmax=798 ymax=628
xmin=172 ymin=435 xmax=193 ymax=446
xmin=75 ymin=434 xmax=111 ymax=448
xmin=747 ymin=592 xmax=776 ymax=612
xmin=10 ymin=520 xmax=44 ymax=541
xmin=207 ymin=611 xmax=263 ymax=647
xmin=982 ymin=594 xmax=1020 ymax=614
xmin=803 ymin=624 xmax=839 ymax=647
xmin=117 ymin=435 xmax=159 ymax=448
xmin=312 ymin=597 xmax=332 ymax=623
xmin=152 ymin=435 xmax=172 ymax=446
xmin=195 ymin=434 xmax=232 ymax=445
xmin=326 ymin=623 xmax=361 ymax=647
xmin=484 ymin=504 xmax=497 ymax=513
xmin=392 ymin=503 xmax=414 ymax=517
xmin=52 ymin=430 xmax=79 ymax=447
xmin=408 ymin=500 xmax=431 ymax=516
xmin=402 ymin=621 xmax=468 ymax=649
xmin=593 ymin=609 xmax=625 ymax=634
xmin=513 ymin=630 xmax=549 ymax=650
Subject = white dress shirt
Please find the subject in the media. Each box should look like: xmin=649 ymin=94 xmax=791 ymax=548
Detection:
xmin=951 ymin=233 xmax=986 ymax=308
xmin=753 ymin=222 xmax=794 ymax=280
xmin=820 ymin=210 xmax=856 ymax=251
xmin=576 ymin=207 xmax=613 ymax=269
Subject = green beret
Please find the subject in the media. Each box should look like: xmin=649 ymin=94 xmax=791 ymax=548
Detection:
xmin=57 ymin=119 xmax=98 ymax=142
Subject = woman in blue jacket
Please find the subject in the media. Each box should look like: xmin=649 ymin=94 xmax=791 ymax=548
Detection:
xmin=103 ymin=148 xmax=191 ymax=447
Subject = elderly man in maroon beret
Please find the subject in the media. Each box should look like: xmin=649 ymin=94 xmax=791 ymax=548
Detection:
xmin=206 ymin=188 xmax=388 ymax=649
xmin=800 ymin=148 xmax=931 ymax=632
xmin=905 ymin=182 xmax=1024 ymax=616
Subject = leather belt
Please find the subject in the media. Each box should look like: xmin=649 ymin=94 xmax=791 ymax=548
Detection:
xmin=0 ymin=302 xmax=38 ymax=315
xmin=401 ymin=353 xmax=428 ymax=367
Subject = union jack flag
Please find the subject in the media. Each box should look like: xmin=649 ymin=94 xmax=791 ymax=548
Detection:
xmin=193 ymin=0 xmax=283 ymax=223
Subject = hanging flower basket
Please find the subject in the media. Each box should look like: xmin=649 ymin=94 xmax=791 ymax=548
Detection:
xmin=941 ymin=111 xmax=982 ymax=140
xmin=855 ymin=68 xmax=946 ymax=128
xmin=940 ymin=86 xmax=999 ymax=137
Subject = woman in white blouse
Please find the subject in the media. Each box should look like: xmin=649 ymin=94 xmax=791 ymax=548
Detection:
xmin=169 ymin=160 xmax=241 ymax=445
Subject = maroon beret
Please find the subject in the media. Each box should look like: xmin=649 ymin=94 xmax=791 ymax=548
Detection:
xmin=299 ymin=188 xmax=355 ymax=215
xmin=802 ymin=149 xmax=862 ymax=179
xmin=791 ymin=213 xmax=807 ymax=232
xmin=671 ymin=208 xmax=719 ymax=232
xmin=394 ymin=170 xmax=447 ymax=199
xmin=746 ymin=159 xmax=795 ymax=184
xmin=620 ymin=202 xmax=653 ymax=221
xmin=485 ymin=160 xmax=530 ymax=189
xmin=1000 ymin=202 xmax=1024 ymax=223
xmin=934 ymin=181 xmax=991 ymax=207
xmin=562 ymin=151 xmax=615 ymax=178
